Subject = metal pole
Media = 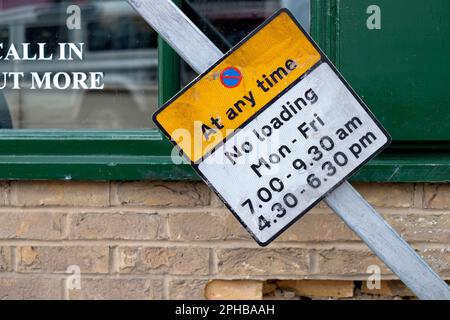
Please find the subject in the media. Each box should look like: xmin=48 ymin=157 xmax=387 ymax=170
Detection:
xmin=127 ymin=0 xmax=450 ymax=300
xmin=326 ymin=182 xmax=450 ymax=299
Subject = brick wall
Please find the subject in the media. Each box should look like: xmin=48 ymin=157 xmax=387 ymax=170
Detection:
xmin=0 ymin=181 xmax=448 ymax=299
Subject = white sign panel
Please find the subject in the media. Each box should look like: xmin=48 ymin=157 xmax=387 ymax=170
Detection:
xmin=198 ymin=62 xmax=389 ymax=245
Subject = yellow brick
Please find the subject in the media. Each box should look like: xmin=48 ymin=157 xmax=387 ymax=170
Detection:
xmin=0 ymin=278 xmax=61 ymax=299
xmin=386 ymin=213 xmax=450 ymax=243
xmin=112 ymin=182 xmax=210 ymax=207
xmin=263 ymin=282 xmax=277 ymax=295
xmin=69 ymin=279 xmax=163 ymax=300
xmin=353 ymin=183 xmax=414 ymax=208
xmin=0 ymin=211 xmax=65 ymax=240
xmin=420 ymin=248 xmax=450 ymax=274
xmin=0 ymin=247 xmax=12 ymax=272
xmin=424 ymin=184 xmax=450 ymax=209
xmin=118 ymin=247 xmax=210 ymax=275
xmin=205 ymin=280 xmax=263 ymax=300
xmin=16 ymin=246 xmax=109 ymax=273
xmin=69 ymin=212 xmax=163 ymax=240
xmin=277 ymin=280 xmax=354 ymax=298
xmin=216 ymin=248 xmax=310 ymax=276
xmin=278 ymin=212 xmax=358 ymax=242
xmin=0 ymin=182 xmax=9 ymax=206
xmin=168 ymin=211 xmax=251 ymax=241
xmin=169 ymin=279 xmax=209 ymax=300
xmin=316 ymin=248 xmax=391 ymax=275
xmin=361 ymin=280 xmax=414 ymax=297
xmin=11 ymin=181 xmax=109 ymax=207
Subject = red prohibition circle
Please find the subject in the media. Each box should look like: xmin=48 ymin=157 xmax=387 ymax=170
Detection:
xmin=220 ymin=67 xmax=243 ymax=88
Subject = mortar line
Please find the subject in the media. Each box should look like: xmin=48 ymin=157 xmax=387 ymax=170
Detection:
xmin=62 ymin=277 xmax=69 ymax=300
xmin=163 ymin=275 xmax=170 ymax=300
xmin=0 ymin=206 xmax=449 ymax=215
xmin=209 ymin=248 xmax=218 ymax=275
xmin=109 ymin=245 xmax=118 ymax=274
xmin=3 ymin=272 xmax=446 ymax=282
xmin=10 ymin=245 xmax=16 ymax=273
xmin=0 ymin=240 xmax=448 ymax=249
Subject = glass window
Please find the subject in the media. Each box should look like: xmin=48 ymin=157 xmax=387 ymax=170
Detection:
xmin=0 ymin=27 xmax=8 ymax=57
xmin=25 ymin=25 xmax=69 ymax=58
xmin=87 ymin=17 xmax=157 ymax=52
xmin=0 ymin=0 xmax=158 ymax=129
xmin=181 ymin=0 xmax=310 ymax=84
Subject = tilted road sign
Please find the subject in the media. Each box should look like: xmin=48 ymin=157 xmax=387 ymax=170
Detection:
xmin=128 ymin=0 xmax=450 ymax=300
xmin=154 ymin=11 xmax=391 ymax=245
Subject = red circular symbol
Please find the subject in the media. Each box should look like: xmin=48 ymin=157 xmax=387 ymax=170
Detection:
xmin=220 ymin=67 xmax=243 ymax=88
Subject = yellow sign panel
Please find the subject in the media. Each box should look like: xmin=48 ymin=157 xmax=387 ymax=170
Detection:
xmin=154 ymin=10 xmax=321 ymax=163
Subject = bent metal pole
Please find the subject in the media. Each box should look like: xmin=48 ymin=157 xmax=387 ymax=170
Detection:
xmin=127 ymin=0 xmax=450 ymax=300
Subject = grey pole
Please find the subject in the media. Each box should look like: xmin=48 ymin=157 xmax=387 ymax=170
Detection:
xmin=127 ymin=0 xmax=450 ymax=300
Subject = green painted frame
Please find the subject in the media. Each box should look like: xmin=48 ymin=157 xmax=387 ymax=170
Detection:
xmin=0 ymin=35 xmax=195 ymax=181
xmin=312 ymin=0 xmax=450 ymax=183
xmin=0 ymin=0 xmax=447 ymax=182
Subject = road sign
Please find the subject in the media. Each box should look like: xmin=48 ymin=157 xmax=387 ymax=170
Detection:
xmin=220 ymin=67 xmax=243 ymax=88
xmin=154 ymin=10 xmax=391 ymax=245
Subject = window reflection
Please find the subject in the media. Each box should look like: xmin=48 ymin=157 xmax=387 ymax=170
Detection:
xmin=0 ymin=28 xmax=9 ymax=57
xmin=25 ymin=26 xmax=69 ymax=57
xmin=87 ymin=17 xmax=157 ymax=52
xmin=0 ymin=0 xmax=158 ymax=129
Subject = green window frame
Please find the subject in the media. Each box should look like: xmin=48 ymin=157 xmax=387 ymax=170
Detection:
xmin=310 ymin=0 xmax=450 ymax=183
xmin=0 ymin=0 xmax=448 ymax=182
